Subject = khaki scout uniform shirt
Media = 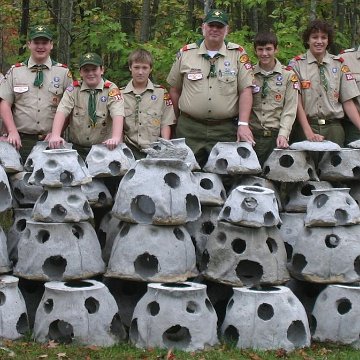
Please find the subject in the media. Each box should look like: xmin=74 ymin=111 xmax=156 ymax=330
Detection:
xmin=250 ymin=59 xmax=299 ymax=139
xmin=122 ymin=79 xmax=176 ymax=150
xmin=341 ymin=46 xmax=360 ymax=111
xmin=56 ymin=78 xmax=124 ymax=147
xmin=289 ymin=50 xmax=360 ymax=120
xmin=0 ymin=56 xmax=72 ymax=134
xmin=167 ymin=40 xmax=254 ymax=120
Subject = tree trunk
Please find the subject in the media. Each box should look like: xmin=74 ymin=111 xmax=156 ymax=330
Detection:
xmin=187 ymin=0 xmax=196 ymax=30
xmin=310 ymin=0 xmax=317 ymax=20
xmin=19 ymin=0 xmax=30 ymax=56
xmin=140 ymin=0 xmax=151 ymax=43
xmin=57 ymin=0 xmax=73 ymax=65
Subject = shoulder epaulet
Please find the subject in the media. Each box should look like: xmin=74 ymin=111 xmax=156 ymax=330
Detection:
xmin=294 ymin=55 xmax=304 ymax=61
xmin=154 ymin=84 xmax=165 ymax=89
xmin=181 ymin=43 xmax=198 ymax=52
xmin=14 ymin=62 xmax=25 ymax=68
xmin=227 ymin=42 xmax=244 ymax=52
xmin=284 ymin=65 xmax=293 ymax=71
xmin=340 ymin=48 xmax=356 ymax=54
xmin=120 ymin=86 xmax=126 ymax=90
xmin=334 ymin=56 xmax=344 ymax=63
xmin=104 ymin=80 xmax=112 ymax=88
xmin=73 ymin=80 xmax=81 ymax=87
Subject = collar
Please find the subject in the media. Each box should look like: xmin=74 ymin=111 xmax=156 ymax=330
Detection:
xmin=198 ymin=40 xmax=227 ymax=57
xmin=80 ymin=78 xmax=105 ymax=92
xmin=28 ymin=56 xmax=52 ymax=69
xmin=122 ymin=79 xmax=154 ymax=94
xmin=306 ymin=49 xmax=332 ymax=64
xmin=254 ymin=58 xmax=282 ymax=75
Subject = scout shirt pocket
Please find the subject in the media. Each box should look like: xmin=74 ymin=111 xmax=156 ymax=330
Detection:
xmin=144 ymin=109 xmax=161 ymax=138
xmin=184 ymin=70 xmax=205 ymax=92
xmin=48 ymin=84 xmax=64 ymax=112
xmin=13 ymin=84 xmax=30 ymax=99
xmin=218 ymin=70 xmax=237 ymax=96
xmin=96 ymin=102 xmax=110 ymax=135
xmin=123 ymin=107 xmax=135 ymax=132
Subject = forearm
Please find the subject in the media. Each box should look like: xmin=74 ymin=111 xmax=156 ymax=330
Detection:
xmin=0 ymin=100 xmax=17 ymax=134
xmin=160 ymin=125 xmax=171 ymax=140
xmin=51 ymin=112 xmax=67 ymax=136
xmin=111 ymin=115 xmax=124 ymax=140
xmin=238 ymin=87 xmax=252 ymax=122
xmin=343 ymin=99 xmax=360 ymax=129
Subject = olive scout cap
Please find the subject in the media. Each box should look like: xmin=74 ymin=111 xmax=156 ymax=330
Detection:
xmin=79 ymin=53 xmax=103 ymax=68
xmin=204 ymin=9 xmax=229 ymax=26
xmin=29 ymin=25 xmax=53 ymax=40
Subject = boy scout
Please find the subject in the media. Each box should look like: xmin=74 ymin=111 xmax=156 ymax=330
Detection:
xmin=339 ymin=45 xmax=360 ymax=144
xmin=289 ymin=20 xmax=360 ymax=146
xmin=250 ymin=32 xmax=299 ymax=165
xmin=0 ymin=25 xmax=72 ymax=159
xmin=121 ymin=49 xmax=175 ymax=159
xmin=48 ymin=53 xmax=124 ymax=158
xmin=167 ymin=9 xmax=254 ymax=167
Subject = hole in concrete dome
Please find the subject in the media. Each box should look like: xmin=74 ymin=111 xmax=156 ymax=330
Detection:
xmin=223 ymin=206 xmax=231 ymax=218
xmin=200 ymin=178 xmax=213 ymax=190
xmin=98 ymin=229 xmax=106 ymax=249
xmin=213 ymin=148 xmax=219 ymax=157
xmin=134 ymin=253 xmax=159 ymax=278
xmin=232 ymin=238 xmax=246 ymax=254
xmin=315 ymin=194 xmax=328 ymax=208
xmin=205 ymin=299 xmax=215 ymax=312
xmin=16 ymin=313 xmax=29 ymax=335
xmin=60 ymin=171 xmax=74 ymax=186
xmin=164 ymin=172 xmax=180 ymax=188
xmin=186 ymin=301 xmax=199 ymax=314
xmin=309 ymin=315 xmax=317 ymax=336
xmin=244 ymin=186 xmax=264 ymax=192
xmin=236 ymin=260 xmax=263 ymax=285
xmin=354 ymin=256 xmax=360 ymax=275
xmin=201 ymin=221 xmax=215 ymax=235
xmin=237 ymin=146 xmax=251 ymax=158
xmin=223 ymin=325 xmax=239 ymax=344
xmin=220 ymin=189 xmax=226 ymax=200
xmin=110 ymin=313 xmax=126 ymax=340
xmin=325 ymin=234 xmax=340 ymax=248
xmin=120 ymin=223 xmax=130 ymax=237
xmin=48 ymin=320 xmax=74 ymax=344
xmin=331 ymin=154 xmax=342 ymax=167
xmin=217 ymin=232 xmax=227 ymax=244
xmin=123 ymin=147 xmax=134 ymax=159
xmin=85 ymin=297 xmax=99 ymax=314
xmin=215 ymin=158 xmax=228 ymax=171
xmin=16 ymin=219 xmax=26 ymax=232
xmin=124 ymin=169 xmax=135 ymax=181
xmin=263 ymin=166 xmax=270 ymax=175
xmin=13 ymin=187 xmax=25 ymax=200
xmin=162 ymin=325 xmax=191 ymax=349
xmin=46 ymin=159 xmax=58 ymax=169
xmin=44 ymin=298 xmax=54 ymax=313
xmin=301 ymin=184 xmax=315 ymax=196
xmin=279 ymin=154 xmax=294 ymax=168
xmin=200 ymin=250 xmax=210 ymax=270
xmin=308 ymin=168 xmax=315 ymax=178
xmin=285 ymin=243 xmax=293 ymax=262
xmin=131 ymin=195 xmax=155 ymax=223
xmin=92 ymin=150 xmax=104 ymax=161
xmin=291 ymin=254 xmax=307 ymax=272
xmin=249 ymin=286 xmax=280 ymax=291
xmin=186 ymin=194 xmax=200 ymax=219
xmin=26 ymin=158 xmax=33 ymax=169
xmin=72 ymin=225 xmax=84 ymax=239
xmin=334 ymin=209 xmax=348 ymax=224
xmin=130 ymin=318 xmax=139 ymax=342
xmin=241 ymin=197 xmax=257 ymax=212
xmin=38 ymin=190 xmax=48 ymax=204
xmin=67 ymin=194 xmax=81 ymax=205
xmin=147 ymin=301 xmax=160 ymax=316
xmin=36 ymin=229 xmax=50 ymax=244
xmin=257 ymin=303 xmax=274 ymax=321
xmin=227 ymin=299 xmax=234 ymax=311
xmin=0 ymin=291 xmax=5 ymax=305
xmin=98 ymin=192 xmax=107 ymax=205
xmin=162 ymin=283 xmax=191 ymax=288
xmin=109 ymin=160 xmax=121 ymax=176
xmin=337 ymin=298 xmax=352 ymax=314
xmin=83 ymin=201 xmax=92 ymax=216
xmin=353 ymin=167 xmax=360 ymax=178
xmin=264 ymin=212 xmax=276 ymax=226
xmin=42 ymin=256 xmax=67 ymax=280
xmin=173 ymin=227 xmax=185 ymax=241
xmin=64 ymin=280 xmax=93 ymax=288
xmin=51 ymin=204 xmax=67 ymax=221
xmin=287 ymin=320 xmax=307 ymax=347
xmin=266 ymin=238 xmax=278 ymax=253
xmin=34 ymin=169 xmax=44 ymax=185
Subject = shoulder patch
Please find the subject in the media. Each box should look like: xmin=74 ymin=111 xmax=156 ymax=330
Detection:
xmin=104 ymin=80 xmax=112 ymax=88
xmin=181 ymin=43 xmax=197 ymax=52
xmin=73 ymin=80 xmax=81 ymax=87
xmin=108 ymin=87 xmax=123 ymax=100
xmin=334 ymin=56 xmax=344 ymax=63
xmin=54 ymin=63 xmax=68 ymax=68
xmin=227 ymin=42 xmax=243 ymax=52
xmin=340 ymin=48 xmax=356 ymax=54
xmin=294 ymin=55 xmax=304 ymax=61
xmin=15 ymin=62 xmax=25 ymax=68
xmin=239 ymin=54 xmax=250 ymax=63
xmin=284 ymin=65 xmax=293 ymax=71
xmin=154 ymin=84 xmax=165 ymax=89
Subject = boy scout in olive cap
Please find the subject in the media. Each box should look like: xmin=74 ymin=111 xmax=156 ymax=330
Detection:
xmin=0 ymin=25 xmax=72 ymax=160
xmin=48 ymin=52 xmax=124 ymax=158
xmin=167 ymin=9 xmax=254 ymax=167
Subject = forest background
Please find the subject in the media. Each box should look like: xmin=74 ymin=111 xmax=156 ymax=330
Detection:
xmin=0 ymin=0 xmax=359 ymax=87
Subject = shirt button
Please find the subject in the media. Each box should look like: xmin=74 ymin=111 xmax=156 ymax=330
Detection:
xmin=38 ymin=110 xmax=40 ymax=112
xmin=208 ymin=110 xmax=211 ymax=113
xmin=139 ymin=123 xmax=142 ymax=125
xmin=209 ymin=98 xmax=211 ymax=100
xmin=88 ymin=125 xmax=91 ymax=128
xmin=86 ymin=137 xmax=89 ymax=140
xmin=37 ymin=121 xmax=40 ymax=124
xmin=209 ymin=86 xmax=212 ymax=89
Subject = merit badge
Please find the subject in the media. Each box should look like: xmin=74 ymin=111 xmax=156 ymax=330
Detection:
xmin=332 ymin=68 xmax=338 ymax=73
xmin=100 ymin=96 xmax=107 ymax=102
xmin=290 ymin=74 xmax=298 ymax=82
xmin=224 ymin=60 xmax=230 ymax=66
xmin=301 ymin=80 xmax=311 ymax=89
xmin=275 ymin=94 xmax=282 ymax=102
xmin=239 ymin=54 xmax=250 ymax=63
xmin=52 ymin=97 xmax=60 ymax=105
xmin=277 ymin=75 xmax=283 ymax=81
xmin=151 ymin=94 xmax=157 ymax=100
xmin=152 ymin=118 xmax=161 ymax=126
xmin=54 ymin=76 xmax=60 ymax=82
xmin=346 ymin=73 xmax=354 ymax=80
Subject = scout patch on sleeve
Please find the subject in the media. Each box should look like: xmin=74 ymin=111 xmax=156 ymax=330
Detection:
xmin=346 ymin=73 xmax=355 ymax=80
xmin=108 ymin=88 xmax=123 ymax=100
xmin=239 ymin=54 xmax=250 ymax=63
xmin=341 ymin=65 xmax=350 ymax=73
xmin=164 ymin=92 xmax=173 ymax=106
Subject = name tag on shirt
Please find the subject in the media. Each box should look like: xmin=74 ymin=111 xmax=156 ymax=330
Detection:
xmin=14 ymin=85 xmax=29 ymax=93
xmin=187 ymin=73 xmax=203 ymax=80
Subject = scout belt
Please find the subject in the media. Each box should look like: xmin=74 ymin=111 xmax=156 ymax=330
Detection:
xmin=19 ymin=132 xmax=46 ymax=141
xmin=308 ymin=118 xmax=341 ymax=125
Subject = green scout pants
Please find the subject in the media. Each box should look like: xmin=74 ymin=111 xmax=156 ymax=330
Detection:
xmin=290 ymin=120 xmax=345 ymax=147
xmin=175 ymin=113 xmax=237 ymax=168
xmin=342 ymin=119 xmax=360 ymax=145
xmin=19 ymin=135 xmax=43 ymax=163
xmin=252 ymin=130 xmax=278 ymax=167
xmin=124 ymin=141 xmax=147 ymax=160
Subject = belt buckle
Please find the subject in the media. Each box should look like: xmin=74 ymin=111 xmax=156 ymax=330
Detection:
xmin=318 ymin=119 xmax=326 ymax=125
xmin=38 ymin=134 xmax=46 ymax=141
xmin=263 ymin=130 xmax=272 ymax=137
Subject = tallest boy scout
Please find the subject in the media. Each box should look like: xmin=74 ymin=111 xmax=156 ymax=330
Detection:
xmin=167 ymin=9 xmax=254 ymax=167
xmin=0 ymin=25 xmax=72 ymax=159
